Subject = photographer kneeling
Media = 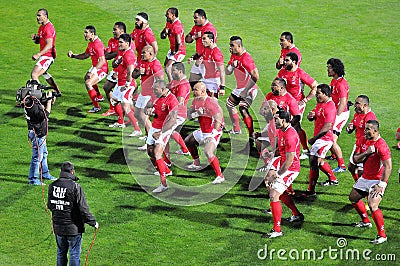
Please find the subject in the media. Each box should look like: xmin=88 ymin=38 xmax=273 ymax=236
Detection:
xmin=24 ymin=92 xmax=56 ymax=185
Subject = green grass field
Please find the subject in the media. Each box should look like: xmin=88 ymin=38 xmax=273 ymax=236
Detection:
xmin=1 ymin=0 xmax=399 ymax=265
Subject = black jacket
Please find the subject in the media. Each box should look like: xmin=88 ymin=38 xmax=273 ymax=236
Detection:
xmin=47 ymin=171 xmax=96 ymax=235
xmin=24 ymin=101 xmax=48 ymax=138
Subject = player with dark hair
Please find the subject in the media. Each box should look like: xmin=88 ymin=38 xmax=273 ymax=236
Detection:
xmin=185 ymin=82 xmax=225 ymax=184
xmin=188 ymin=31 xmax=225 ymax=98
xmin=346 ymin=95 xmax=378 ymax=181
xmin=263 ymin=109 xmax=303 ymax=238
xmin=107 ymin=34 xmax=141 ymax=136
xmin=131 ymin=12 xmax=158 ymax=57
xmin=275 ymin=31 xmax=302 ymax=70
xmin=160 ymin=7 xmax=186 ymax=82
xmin=302 ymin=84 xmax=337 ymax=197
xmin=101 ymin=22 xmax=127 ymax=117
xmin=225 ymin=36 xmax=259 ymax=146
xmin=68 ymin=25 xmax=108 ymax=113
xmin=266 ymin=78 xmax=302 ymax=132
xmin=254 ymin=100 xmax=278 ymax=172
xmin=31 ymin=8 xmax=61 ymax=97
xmin=145 ymin=80 xmax=179 ymax=193
xmin=323 ymin=58 xmax=350 ymax=174
xmin=185 ymin=9 xmax=218 ymax=89
xmin=132 ymin=45 xmax=164 ymax=150
xmin=168 ymin=62 xmax=191 ymax=156
xmin=349 ymin=120 xmax=392 ymax=244
xmin=277 ymin=52 xmax=318 ymax=159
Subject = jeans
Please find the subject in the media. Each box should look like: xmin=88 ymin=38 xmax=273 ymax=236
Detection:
xmin=28 ymin=130 xmax=51 ymax=180
xmin=56 ymin=234 xmax=82 ymax=266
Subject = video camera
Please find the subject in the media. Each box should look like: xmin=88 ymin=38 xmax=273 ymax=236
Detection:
xmin=16 ymin=80 xmax=59 ymax=105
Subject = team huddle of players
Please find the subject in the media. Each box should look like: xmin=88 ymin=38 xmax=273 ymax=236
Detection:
xmin=31 ymin=8 xmax=392 ymax=244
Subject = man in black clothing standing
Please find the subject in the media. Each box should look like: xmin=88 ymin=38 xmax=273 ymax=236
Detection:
xmin=48 ymin=161 xmax=98 ymax=266
xmin=24 ymin=91 xmax=56 ymax=185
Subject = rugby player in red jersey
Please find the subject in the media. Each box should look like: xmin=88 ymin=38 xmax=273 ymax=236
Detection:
xmin=68 ymin=25 xmax=108 ymax=113
xmin=225 ymin=36 xmax=259 ymax=146
xmin=31 ymin=8 xmax=61 ymax=97
xmin=349 ymin=120 xmax=392 ymax=244
xmin=303 ymin=84 xmax=337 ymax=197
xmin=160 ymin=8 xmax=186 ymax=82
xmin=263 ymin=109 xmax=303 ymax=238
xmin=185 ymin=82 xmax=225 ymax=184
xmin=346 ymin=95 xmax=378 ymax=181
xmin=146 ymin=80 xmax=179 ymax=193
xmin=185 ymin=9 xmax=217 ymax=89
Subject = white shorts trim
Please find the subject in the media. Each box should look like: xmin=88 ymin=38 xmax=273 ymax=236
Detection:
xmin=88 ymin=66 xmax=107 ymax=82
xmin=135 ymin=94 xmax=152 ymax=109
xmin=190 ymin=63 xmax=205 ymax=75
xmin=310 ymin=139 xmax=333 ymax=158
xmin=193 ymin=129 xmax=222 ymax=146
xmin=106 ymin=70 xmax=118 ymax=83
xmin=35 ymin=56 xmax=54 ymax=72
xmin=167 ymin=50 xmax=185 ymax=62
xmin=269 ymin=156 xmax=300 ymax=194
xmin=201 ymin=78 xmax=220 ymax=93
xmin=146 ymin=126 xmax=173 ymax=146
xmin=349 ymin=144 xmax=364 ymax=169
xmin=232 ymin=87 xmax=258 ymax=102
xmin=112 ymin=86 xmax=134 ymax=104
xmin=353 ymin=177 xmax=385 ymax=195
xmin=333 ymin=110 xmax=350 ymax=133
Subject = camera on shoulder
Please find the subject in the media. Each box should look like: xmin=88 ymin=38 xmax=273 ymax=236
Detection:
xmin=16 ymin=80 xmax=59 ymax=106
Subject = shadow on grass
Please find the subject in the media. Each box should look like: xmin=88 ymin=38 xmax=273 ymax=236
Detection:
xmin=119 ymin=183 xmax=148 ymax=193
xmin=107 ymin=148 xmax=127 ymax=165
xmin=0 ymin=184 xmax=32 ymax=212
xmin=56 ymin=141 xmax=104 ymax=153
xmin=3 ymin=109 xmax=23 ymax=119
xmin=79 ymin=166 xmax=115 ymax=179
xmin=66 ymin=106 xmax=86 ymax=118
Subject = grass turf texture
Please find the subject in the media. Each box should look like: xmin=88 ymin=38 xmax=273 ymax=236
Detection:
xmin=1 ymin=0 xmax=399 ymax=265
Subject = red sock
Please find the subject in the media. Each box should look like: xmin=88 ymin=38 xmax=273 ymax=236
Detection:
xmin=337 ymin=157 xmax=345 ymax=168
xmin=351 ymin=172 xmax=359 ymax=182
xmin=270 ymin=201 xmax=282 ymax=232
xmin=109 ymin=103 xmax=115 ymax=111
xmin=150 ymin=157 xmax=157 ymax=167
xmin=319 ymin=162 xmax=337 ymax=181
xmin=187 ymin=145 xmax=199 ymax=160
xmin=230 ymin=112 xmax=241 ymax=132
xmin=155 ymin=158 xmax=167 ymax=186
xmin=279 ymin=193 xmax=301 ymax=216
xmin=127 ymin=110 xmax=140 ymax=130
xmin=93 ymin=84 xmax=100 ymax=95
xmin=208 ymin=156 xmax=222 ymax=177
xmin=88 ymin=89 xmax=100 ymax=108
xmin=352 ymin=200 xmax=371 ymax=223
xmin=307 ymin=169 xmax=318 ymax=193
xmin=298 ymin=129 xmax=309 ymax=151
xmin=243 ymin=116 xmax=254 ymax=136
xmin=114 ymin=104 xmax=124 ymax=124
xmin=163 ymin=152 xmax=171 ymax=166
xmin=171 ymin=132 xmax=189 ymax=153
xmin=371 ymin=209 xmax=386 ymax=238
